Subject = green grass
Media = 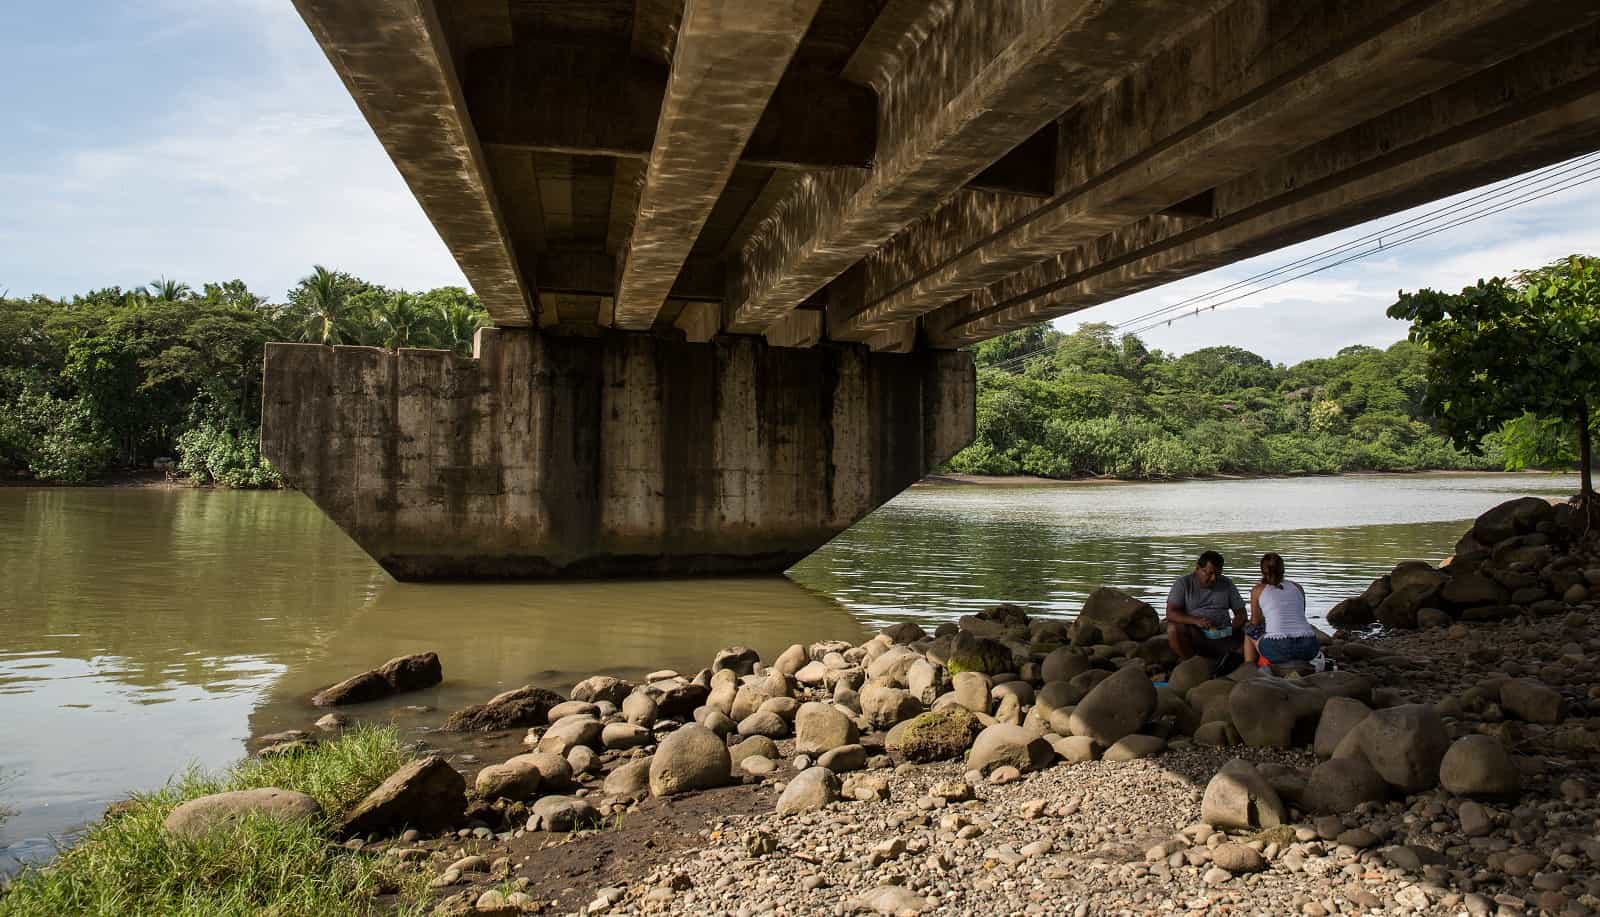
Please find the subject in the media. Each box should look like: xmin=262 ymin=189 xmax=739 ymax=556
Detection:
xmin=0 ymin=727 xmax=430 ymax=917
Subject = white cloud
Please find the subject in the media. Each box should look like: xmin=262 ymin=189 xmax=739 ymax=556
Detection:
xmin=0 ymin=1 xmax=465 ymax=301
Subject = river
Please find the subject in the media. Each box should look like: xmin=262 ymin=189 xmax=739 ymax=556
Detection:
xmin=0 ymin=472 xmax=1577 ymax=871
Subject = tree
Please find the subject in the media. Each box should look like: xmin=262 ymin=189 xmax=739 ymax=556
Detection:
xmin=1388 ymin=254 xmax=1600 ymax=502
xmin=294 ymin=265 xmax=356 ymax=345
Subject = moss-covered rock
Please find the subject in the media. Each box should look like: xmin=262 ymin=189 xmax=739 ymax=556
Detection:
xmin=886 ymin=707 xmax=980 ymax=763
xmin=945 ymin=631 xmax=1013 ymax=676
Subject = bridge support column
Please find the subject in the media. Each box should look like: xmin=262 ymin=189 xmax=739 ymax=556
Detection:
xmin=262 ymin=329 xmax=974 ymax=579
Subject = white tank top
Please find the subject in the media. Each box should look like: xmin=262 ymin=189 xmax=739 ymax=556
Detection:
xmin=1258 ymin=580 xmax=1314 ymax=638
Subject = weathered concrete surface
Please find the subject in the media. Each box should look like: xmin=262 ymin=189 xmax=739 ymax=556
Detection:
xmin=262 ymin=329 xmax=973 ymax=580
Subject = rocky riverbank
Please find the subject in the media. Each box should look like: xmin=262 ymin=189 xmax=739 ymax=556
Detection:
xmin=14 ymin=494 xmax=1598 ymax=917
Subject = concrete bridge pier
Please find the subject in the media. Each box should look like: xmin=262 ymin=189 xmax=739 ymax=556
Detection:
xmin=262 ymin=330 xmax=974 ymax=580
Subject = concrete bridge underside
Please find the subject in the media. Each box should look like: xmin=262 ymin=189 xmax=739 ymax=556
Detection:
xmin=268 ymin=0 xmax=1600 ymax=578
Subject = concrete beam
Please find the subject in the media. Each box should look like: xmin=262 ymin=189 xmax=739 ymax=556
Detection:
xmin=467 ymin=41 xmax=873 ymax=172
xmin=727 ymin=0 xmax=1230 ymax=334
xmin=291 ymin=0 xmax=534 ymax=327
xmin=261 ymin=331 xmax=974 ymax=579
xmin=837 ymin=0 xmax=1592 ymax=341
xmin=611 ymin=0 xmax=823 ymax=331
xmin=928 ymin=25 xmax=1600 ymax=346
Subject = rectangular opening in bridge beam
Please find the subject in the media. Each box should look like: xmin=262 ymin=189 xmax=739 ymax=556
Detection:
xmin=467 ymin=41 xmax=874 ymax=171
xmin=537 ymin=252 xmax=724 ymax=302
xmin=966 ymin=127 xmax=1057 ymax=198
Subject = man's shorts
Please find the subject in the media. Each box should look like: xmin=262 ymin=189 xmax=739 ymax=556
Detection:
xmin=1179 ymin=622 xmax=1242 ymax=659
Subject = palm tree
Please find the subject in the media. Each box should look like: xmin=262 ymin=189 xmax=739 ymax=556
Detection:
xmin=437 ymin=298 xmax=488 ymax=355
xmin=372 ymin=292 xmax=426 ymax=350
xmin=296 ymin=265 xmax=350 ymax=345
xmin=144 ymin=276 xmax=192 ymax=303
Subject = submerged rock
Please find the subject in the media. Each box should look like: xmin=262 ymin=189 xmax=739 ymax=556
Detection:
xmin=443 ymin=685 xmax=563 ymax=732
xmin=312 ymin=652 xmax=442 ymax=707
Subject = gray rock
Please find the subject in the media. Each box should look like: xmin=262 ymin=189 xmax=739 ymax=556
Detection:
xmin=1201 ymin=759 xmax=1287 ymax=829
xmin=775 ymin=766 xmax=839 ymax=816
xmin=622 ymin=691 xmax=659 ymax=727
xmin=1313 ymin=696 xmax=1371 ymax=758
xmin=729 ymin=735 xmax=780 ymax=769
xmin=1040 ymin=647 xmax=1091 ymax=684
xmin=443 ymin=685 xmax=564 ymax=732
xmin=773 ymin=643 xmax=809 ymax=676
xmin=1302 ymin=756 xmax=1388 ymax=814
xmin=849 ymin=885 xmax=929 ymax=915
xmin=1068 ymin=663 xmax=1156 ymax=746
xmin=602 ymin=758 xmax=652 ymax=797
xmin=1439 ymin=735 xmax=1521 ymax=798
xmin=164 ymin=788 xmax=321 ymax=838
xmin=1072 ymin=587 xmax=1161 ymax=646
xmin=1168 ymin=656 xmax=1213 ymax=698
xmin=570 ymin=675 xmax=633 ymax=706
xmin=312 ymin=652 xmax=442 ymax=707
xmin=1458 ymin=799 xmax=1492 ymax=837
xmin=967 ymin=723 xmax=1053 ymax=773
xmin=816 ymin=744 xmax=867 ymax=773
xmin=794 ymin=701 xmax=859 ymax=755
xmin=860 ymin=684 xmax=922 ymax=730
xmin=1051 ymin=735 xmax=1101 ymax=763
xmin=1501 ymin=678 xmax=1562 ymax=724
xmin=546 ymin=700 xmax=600 ymax=723
xmin=886 ymin=707 xmax=980 ymax=763
xmin=1212 ymin=843 xmax=1266 ymax=874
xmin=1332 ymin=703 xmax=1448 ymax=793
xmin=1229 ymin=678 xmax=1325 ymax=747
xmin=341 ymin=755 xmax=465 ymax=837
xmin=866 ymin=646 xmax=922 ymax=686
xmin=712 ymin=646 xmax=759 ymax=677
xmin=950 ymin=671 xmax=991 ymax=714
xmin=649 ymin=724 xmax=731 ymax=797
xmin=601 ymin=722 xmax=652 ymax=750
xmin=473 ymin=754 xmax=546 ymax=801
xmin=528 ymin=795 xmax=599 ymax=832
xmin=736 ymin=710 xmax=789 ymax=739
xmin=1103 ymin=734 xmax=1166 ymax=761
xmin=538 ymin=716 xmax=603 ymax=755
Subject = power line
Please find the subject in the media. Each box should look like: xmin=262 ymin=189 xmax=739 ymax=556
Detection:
xmin=980 ymin=155 xmax=1600 ymax=374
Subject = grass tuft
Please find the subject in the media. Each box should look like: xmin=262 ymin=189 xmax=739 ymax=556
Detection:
xmin=0 ymin=726 xmax=429 ymax=917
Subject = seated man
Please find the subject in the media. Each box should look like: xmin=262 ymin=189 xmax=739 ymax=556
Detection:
xmin=1165 ymin=550 xmax=1246 ymax=661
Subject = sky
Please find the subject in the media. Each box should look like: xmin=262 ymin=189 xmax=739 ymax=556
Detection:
xmin=2 ymin=2 xmax=1598 ymax=367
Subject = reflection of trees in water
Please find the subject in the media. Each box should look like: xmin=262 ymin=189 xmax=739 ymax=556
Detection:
xmin=1 ymin=489 xmax=380 ymax=691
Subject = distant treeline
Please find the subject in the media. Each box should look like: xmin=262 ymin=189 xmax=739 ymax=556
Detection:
xmin=0 ymin=269 xmax=487 ymax=486
xmin=945 ymin=323 xmax=1505 ymax=479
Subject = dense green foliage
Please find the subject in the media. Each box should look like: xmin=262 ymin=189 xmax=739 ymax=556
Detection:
xmin=0 ymin=727 xmax=427 ymax=917
xmin=1389 ymin=254 xmax=1600 ymax=499
xmin=944 ymin=323 xmax=1502 ymax=479
xmin=0 ymin=270 xmax=488 ymax=485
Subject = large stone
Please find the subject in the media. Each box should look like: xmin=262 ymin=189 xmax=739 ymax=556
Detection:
xmin=1314 ymin=697 xmax=1372 ymax=758
xmin=905 ymin=659 xmax=940 ymax=705
xmin=776 ymin=766 xmax=839 ymax=815
xmin=860 ymin=684 xmax=922 ymax=730
xmin=1302 ymin=757 xmax=1388 ymax=814
xmin=1374 ymin=583 xmax=1436 ymax=630
xmin=164 ymin=788 xmax=322 ymax=838
xmin=712 ymin=646 xmax=760 ymax=677
xmin=1326 ymin=598 xmax=1375 ymax=630
xmin=1041 ymin=647 xmax=1091 ymax=683
xmin=1439 ymin=735 xmax=1521 ymax=798
xmin=886 ymin=707 xmax=980 ymax=763
xmin=736 ymin=711 xmax=789 ymax=739
xmin=444 ymin=685 xmax=564 ymax=732
xmin=1473 ymin=496 xmax=1553 ymax=545
xmin=312 ymin=652 xmax=442 ymax=706
xmin=341 ymin=755 xmax=465 ymax=837
xmin=967 ymin=723 xmax=1053 ymax=773
xmin=601 ymin=722 xmax=653 ymax=750
xmin=950 ymin=671 xmax=991 ymax=714
xmin=946 ymin=631 xmax=1013 ymax=676
xmin=1333 ymin=704 xmax=1449 ymax=793
xmin=643 ymin=678 xmax=708 ymax=718
xmin=1230 ymin=678 xmax=1326 ymax=748
xmin=866 ymin=646 xmax=922 ymax=686
xmin=538 ymin=716 xmax=603 ymax=755
xmin=1104 ymin=734 xmax=1166 ymax=761
xmin=649 ymin=724 xmax=731 ymax=797
xmin=1201 ymin=759 xmax=1287 ymax=829
xmin=1067 ymin=664 xmax=1156 ymax=746
xmin=1168 ymin=656 xmax=1213 ymax=698
xmin=474 ymin=754 xmax=548 ymax=800
xmin=1051 ymin=735 xmax=1101 ymax=762
xmin=1440 ymin=573 xmax=1509 ymax=610
xmin=570 ymin=675 xmax=632 ymax=706
xmin=622 ymin=691 xmax=659 ymax=727
xmin=773 ymin=643 xmax=809 ymax=676
xmin=794 ymin=701 xmax=860 ymax=755
xmin=881 ymin=621 xmax=927 ymax=645
xmin=529 ymin=795 xmax=599 ymax=832
xmin=817 ymin=744 xmax=867 ymax=773
xmin=1501 ymin=678 xmax=1562 ymax=724
xmin=959 ymin=604 xmax=1030 ymax=638
xmin=602 ymin=758 xmax=652 ymax=797
xmin=1072 ymin=587 xmax=1161 ymax=646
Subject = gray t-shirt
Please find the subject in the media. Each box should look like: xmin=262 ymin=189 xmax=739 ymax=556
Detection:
xmin=1167 ymin=572 xmax=1245 ymax=628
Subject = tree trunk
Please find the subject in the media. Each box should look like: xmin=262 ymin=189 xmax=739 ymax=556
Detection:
xmin=1580 ymin=396 xmax=1594 ymax=504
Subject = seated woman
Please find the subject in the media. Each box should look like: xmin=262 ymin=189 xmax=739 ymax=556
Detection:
xmin=1244 ymin=552 xmax=1321 ymax=665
